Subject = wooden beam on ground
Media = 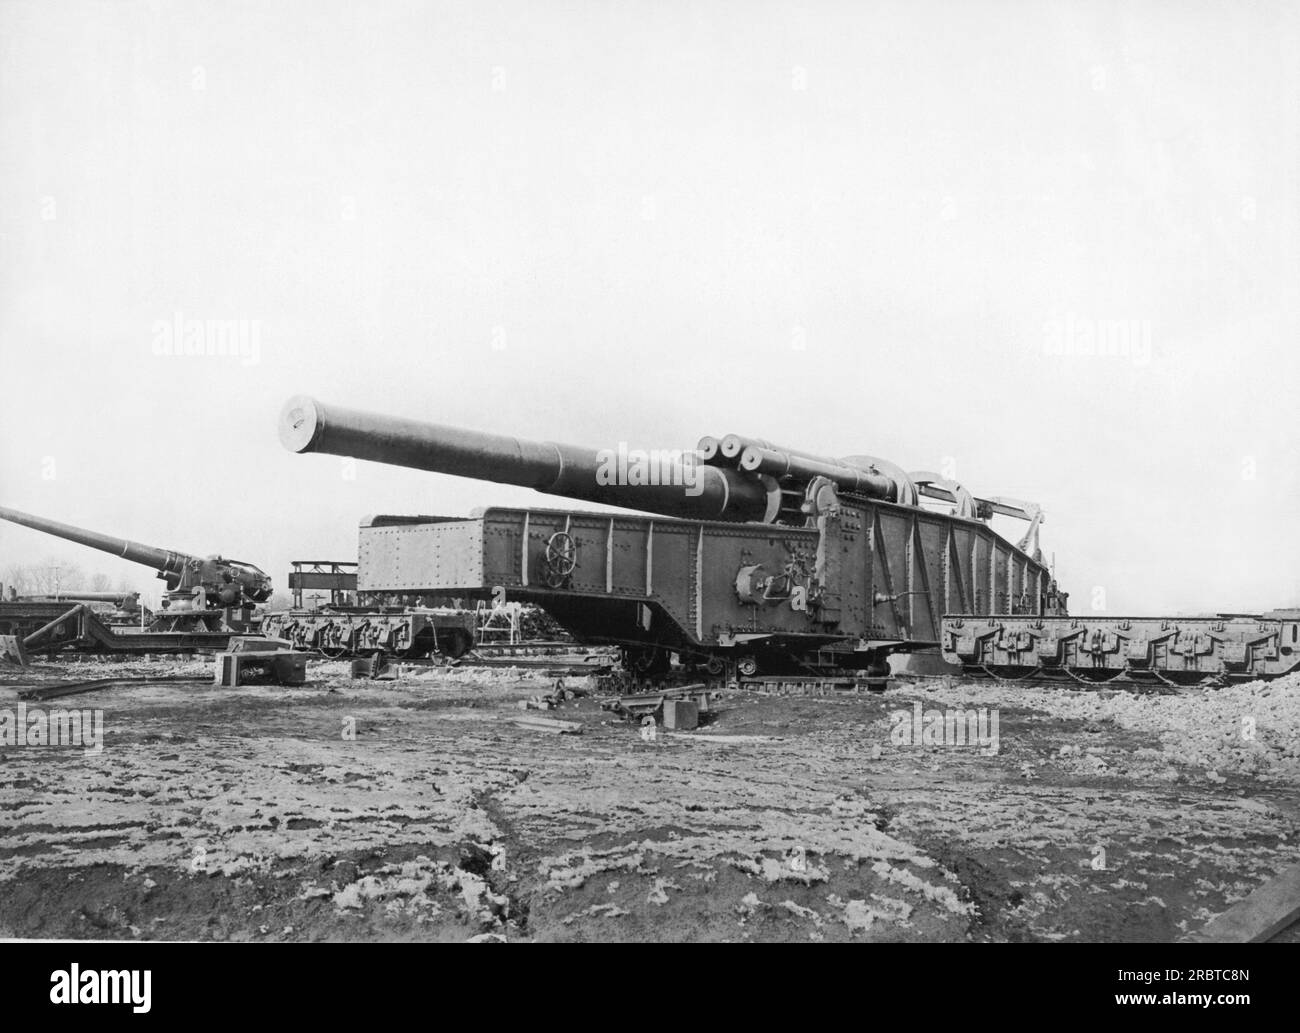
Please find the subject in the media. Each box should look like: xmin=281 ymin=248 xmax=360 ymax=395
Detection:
xmin=510 ymin=715 xmax=583 ymax=735
xmin=1191 ymin=861 xmax=1300 ymax=942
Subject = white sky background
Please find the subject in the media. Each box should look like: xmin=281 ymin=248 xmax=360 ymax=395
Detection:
xmin=0 ymin=0 xmax=1296 ymax=615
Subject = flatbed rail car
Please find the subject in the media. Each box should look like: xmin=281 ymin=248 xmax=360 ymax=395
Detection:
xmin=259 ymin=606 xmax=476 ymax=659
xmin=942 ymin=611 xmax=1300 ymax=686
xmin=0 ymin=601 xmax=238 ymax=660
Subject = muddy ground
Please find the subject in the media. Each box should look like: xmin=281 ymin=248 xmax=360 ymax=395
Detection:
xmin=1 ymin=658 xmax=1297 ymax=942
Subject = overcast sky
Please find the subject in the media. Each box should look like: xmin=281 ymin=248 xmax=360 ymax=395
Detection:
xmin=1 ymin=0 xmax=1297 ymax=615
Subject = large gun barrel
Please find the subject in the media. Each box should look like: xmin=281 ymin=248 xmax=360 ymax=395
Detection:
xmin=0 ymin=505 xmax=186 ymax=577
xmin=737 ymin=445 xmax=898 ymax=499
xmin=28 ymin=591 xmax=139 ymax=605
xmin=279 ymin=396 xmax=780 ymax=522
xmin=279 ymin=396 xmax=1016 ymax=529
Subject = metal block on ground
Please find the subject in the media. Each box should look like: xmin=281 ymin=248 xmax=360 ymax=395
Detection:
xmin=216 ymin=643 xmax=308 ymax=687
xmin=270 ymin=653 xmax=307 ymax=685
xmin=216 ymin=653 xmax=244 ymax=687
xmin=663 ymin=699 xmax=699 ymax=730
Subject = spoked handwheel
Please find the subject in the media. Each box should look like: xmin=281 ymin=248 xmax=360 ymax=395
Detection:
xmin=542 ymin=531 xmax=578 ymax=587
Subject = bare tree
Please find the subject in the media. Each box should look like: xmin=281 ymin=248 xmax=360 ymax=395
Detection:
xmin=4 ymin=558 xmax=90 ymax=596
xmin=1 ymin=563 xmax=133 ymax=599
xmin=2 ymin=564 xmax=31 ymax=596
